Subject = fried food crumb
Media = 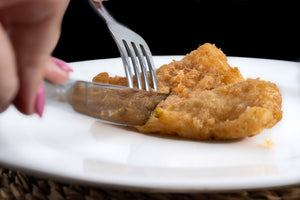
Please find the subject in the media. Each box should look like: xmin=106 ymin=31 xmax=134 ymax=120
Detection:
xmin=263 ymin=135 xmax=276 ymax=149
xmin=93 ymin=43 xmax=283 ymax=140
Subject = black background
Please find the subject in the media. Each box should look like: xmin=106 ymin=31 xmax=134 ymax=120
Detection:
xmin=53 ymin=0 xmax=300 ymax=62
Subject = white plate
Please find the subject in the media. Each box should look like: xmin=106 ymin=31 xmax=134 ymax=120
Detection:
xmin=0 ymin=56 xmax=299 ymax=192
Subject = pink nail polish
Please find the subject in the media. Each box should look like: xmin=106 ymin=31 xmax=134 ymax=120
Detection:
xmin=51 ymin=57 xmax=73 ymax=72
xmin=35 ymin=84 xmax=45 ymax=118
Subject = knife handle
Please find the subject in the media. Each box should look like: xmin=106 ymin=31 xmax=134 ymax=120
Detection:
xmin=44 ymin=80 xmax=77 ymax=103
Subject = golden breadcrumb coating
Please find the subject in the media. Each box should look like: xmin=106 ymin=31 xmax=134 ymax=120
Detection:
xmin=92 ymin=43 xmax=282 ymax=140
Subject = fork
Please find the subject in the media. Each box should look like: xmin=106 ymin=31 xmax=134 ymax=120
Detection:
xmin=88 ymin=0 xmax=158 ymax=91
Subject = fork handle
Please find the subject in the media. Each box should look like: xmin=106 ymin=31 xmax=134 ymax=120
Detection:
xmin=89 ymin=0 xmax=116 ymax=24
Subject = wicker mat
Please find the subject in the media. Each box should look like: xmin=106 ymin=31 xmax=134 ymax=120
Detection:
xmin=0 ymin=168 xmax=299 ymax=200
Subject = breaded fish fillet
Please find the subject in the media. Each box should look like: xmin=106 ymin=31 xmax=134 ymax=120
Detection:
xmin=93 ymin=43 xmax=282 ymax=140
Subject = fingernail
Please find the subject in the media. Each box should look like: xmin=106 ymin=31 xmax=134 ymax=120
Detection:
xmin=35 ymin=84 xmax=45 ymax=118
xmin=51 ymin=57 xmax=73 ymax=72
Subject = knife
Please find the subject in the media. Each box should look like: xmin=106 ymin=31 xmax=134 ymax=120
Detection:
xmin=45 ymin=80 xmax=168 ymax=126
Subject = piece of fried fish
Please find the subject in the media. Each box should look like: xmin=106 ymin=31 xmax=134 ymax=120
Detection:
xmin=93 ymin=43 xmax=282 ymax=140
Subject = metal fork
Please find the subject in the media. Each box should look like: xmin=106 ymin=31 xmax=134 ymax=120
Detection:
xmin=88 ymin=0 xmax=158 ymax=91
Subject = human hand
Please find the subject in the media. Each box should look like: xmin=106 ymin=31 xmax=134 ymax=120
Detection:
xmin=0 ymin=0 xmax=71 ymax=117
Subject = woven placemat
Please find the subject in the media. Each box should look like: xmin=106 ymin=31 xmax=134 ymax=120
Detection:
xmin=0 ymin=168 xmax=299 ymax=200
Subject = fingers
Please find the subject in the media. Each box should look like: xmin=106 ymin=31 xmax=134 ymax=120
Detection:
xmin=45 ymin=57 xmax=73 ymax=84
xmin=0 ymin=23 xmax=18 ymax=113
xmin=4 ymin=0 xmax=70 ymax=115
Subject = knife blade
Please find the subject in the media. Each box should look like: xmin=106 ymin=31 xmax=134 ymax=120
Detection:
xmin=45 ymin=80 xmax=168 ymax=126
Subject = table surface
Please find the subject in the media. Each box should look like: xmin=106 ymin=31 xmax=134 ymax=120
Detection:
xmin=0 ymin=168 xmax=299 ymax=200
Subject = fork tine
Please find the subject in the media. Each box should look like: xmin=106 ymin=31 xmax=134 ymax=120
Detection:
xmin=140 ymin=45 xmax=158 ymax=91
xmin=117 ymin=43 xmax=135 ymax=88
xmin=122 ymin=40 xmax=143 ymax=90
xmin=131 ymin=42 xmax=150 ymax=91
